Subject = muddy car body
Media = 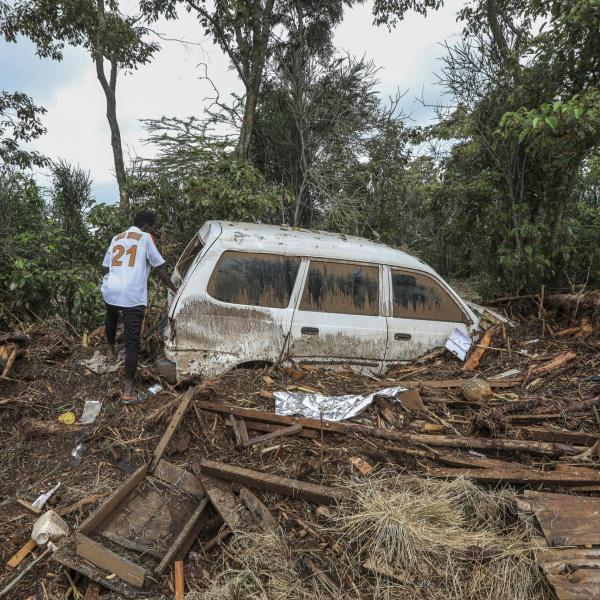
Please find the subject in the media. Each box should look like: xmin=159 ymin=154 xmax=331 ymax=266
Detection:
xmin=164 ymin=221 xmax=479 ymax=379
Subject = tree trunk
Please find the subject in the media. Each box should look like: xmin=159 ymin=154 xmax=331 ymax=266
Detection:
xmin=94 ymin=0 xmax=128 ymax=214
xmin=236 ymin=88 xmax=257 ymax=163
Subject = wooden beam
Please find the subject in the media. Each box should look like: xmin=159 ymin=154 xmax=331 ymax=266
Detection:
xmin=429 ymin=467 xmax=600 ymax=486
xmin=464 ymin=326 xmax=497 ymax=371
xmin=76 ymin=533 xmax=146 ymax=587
xmin=156 ymin=498 xmax=208 ymax=575
xmin=520 ymin=427 xmax=598 ymax=446
xmin=150 ymin=387 xmax=195 ymax=472
xmin=198 ymin=460 xmax=346 ymax=505
xmin=79 ymin=464 xmax=148 ymax=535
xmin=243 ymin=424 xmax=303 ymax=447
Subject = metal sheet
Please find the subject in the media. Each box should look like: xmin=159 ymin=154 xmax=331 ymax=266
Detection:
xmin=274 ymin=386 xmax=408 ymax=422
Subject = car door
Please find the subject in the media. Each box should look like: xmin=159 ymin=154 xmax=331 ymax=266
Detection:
xmin=384 ymin=266 xmax=471 ymax=365
xmin=287 ymin=259 xmax=388 ymax=372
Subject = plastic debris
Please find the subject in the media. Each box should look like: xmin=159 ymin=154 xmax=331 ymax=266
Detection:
xmin=274 ymin=386 xmax=408 ymax=422
xmin=80 ymin=350 xmax=119 ymax=374
xmin=68 ymin=443 xmax=86 ymax=467
xmin=79 ymin=400 xmax=102 ymax=425
xmin=445 ymin=328 xmax=473 ymax=361
xmin=31 ymin=510 xmax=69 ymax=546
xmin=57 ymin=411 xmax=76 ymax=425
xmin=32 ymin=482 xmax=61 ymax=510
xmin=148 ymin=384 xmax=163 ymax=395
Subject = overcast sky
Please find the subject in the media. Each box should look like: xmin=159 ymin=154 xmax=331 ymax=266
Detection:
xmin=0 ymin=1 xmax=464 ymax=203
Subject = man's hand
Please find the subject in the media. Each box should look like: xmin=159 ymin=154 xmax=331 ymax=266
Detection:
xmin=156 ymin=264 xmax=178 ymax=294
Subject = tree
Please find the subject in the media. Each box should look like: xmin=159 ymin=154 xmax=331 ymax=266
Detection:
xmin=1 ymin=1 xmax=159 ymax=212
xmin=0 ymin=91 xmax=47 ymax=168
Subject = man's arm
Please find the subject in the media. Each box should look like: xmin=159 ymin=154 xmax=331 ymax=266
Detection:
xmin=156 ymin=264 xmax=178 ymax=294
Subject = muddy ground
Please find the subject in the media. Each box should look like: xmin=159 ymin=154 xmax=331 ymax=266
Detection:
xmin=1 ymin=298 xmax=599 ymax=598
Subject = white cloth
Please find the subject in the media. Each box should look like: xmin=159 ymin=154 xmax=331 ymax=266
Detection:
xmin=101 ymin=226 xmax=165 ymax=307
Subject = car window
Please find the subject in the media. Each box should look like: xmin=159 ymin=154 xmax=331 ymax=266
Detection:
xmin=299 ymin=261 xmax=379 ymax=316
xmin=176 ymin=235 xmax=204 ymax=279
xmin=208 ymin=251 xmax=300 ymax=308
xmin=391 ymin=269 xmax=464 ymax=322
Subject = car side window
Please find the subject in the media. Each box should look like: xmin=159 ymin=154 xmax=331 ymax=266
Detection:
xmin=391 ymin=269 xmax=465 ymax=322
xmin=208 ymin=251 xmax=300 ymax=308
xmin=176 ymin=235 xmax=204 ymax=279
xmin=299 ymin=261 xmax=379 ymax=316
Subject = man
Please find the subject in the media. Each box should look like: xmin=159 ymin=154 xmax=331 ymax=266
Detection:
xmin=101 ymin=210 xmax=176 ymax=401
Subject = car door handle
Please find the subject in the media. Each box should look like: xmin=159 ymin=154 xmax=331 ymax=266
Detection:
xmin=394 ymin=333 xmax=412 ymax=340
xmin=301 ymin=327 xmax=319 ymax=335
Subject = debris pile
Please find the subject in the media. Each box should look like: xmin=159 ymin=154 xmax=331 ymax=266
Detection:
xmin=1 ymin=296 xmax=600 ymax=599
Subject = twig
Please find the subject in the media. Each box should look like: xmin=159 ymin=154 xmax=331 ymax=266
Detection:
xmin=0 ymin=548 xmax=51 ymax=598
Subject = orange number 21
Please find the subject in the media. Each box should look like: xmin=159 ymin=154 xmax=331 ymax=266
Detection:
xmin=111 ymin=244 xmax=137 ymax=267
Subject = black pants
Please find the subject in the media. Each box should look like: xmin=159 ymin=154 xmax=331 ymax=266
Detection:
xmin=105 ymin=303 xmax=145 ymax=380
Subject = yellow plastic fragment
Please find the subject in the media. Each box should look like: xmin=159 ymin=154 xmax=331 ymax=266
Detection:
xmin=57 ymin=411 xmax=76 ymax=425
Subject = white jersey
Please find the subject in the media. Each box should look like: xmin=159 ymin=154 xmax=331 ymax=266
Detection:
xmin=101 ymin=226 xmax=165 ymax=307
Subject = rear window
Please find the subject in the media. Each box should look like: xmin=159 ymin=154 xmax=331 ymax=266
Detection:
xmin=176 ymin=235 xmax=204 ymax=279
xmin=391 ymin=269 xmax=464 ymax=322
xmin=208 ymin=251 xmax=300 ymax=308
xmin=299 ymin=261 xmax=379 ymax=316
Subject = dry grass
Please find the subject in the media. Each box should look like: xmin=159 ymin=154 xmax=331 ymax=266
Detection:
xmin=332 ymin=474 xmax=550 ymax=600
xmin=186 ymin=475 xmax=550 ymax=600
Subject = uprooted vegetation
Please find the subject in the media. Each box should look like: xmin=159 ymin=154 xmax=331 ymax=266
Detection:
xmin=1 ymin=295 xmax=599 ymax=598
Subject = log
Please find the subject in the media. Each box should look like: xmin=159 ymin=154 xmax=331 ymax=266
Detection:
xmin=565 ymin=395 xmax=600 ymax=413
xmin=198 ymin=460 xmax=346 ymax=505
xmin=464 ymin=326 xmax=498 ymax=371
xmin=199 ymin=401 xmax=582 ymax=456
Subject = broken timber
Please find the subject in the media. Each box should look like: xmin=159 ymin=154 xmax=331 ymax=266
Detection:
xmin=198 ymin=401 xmax=583 ymax=456
xmin=149 ymin=386 xmax=195 ymax=472
xmin=429 ymin=467 xmax=600 ymax=487
xmin=198 ymin=460 xmax=346 ymax=505
xmin=243 ymin=424 xmax=303 ymax=447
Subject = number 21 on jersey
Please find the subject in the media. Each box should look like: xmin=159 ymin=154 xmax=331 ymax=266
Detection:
xmin=111 ymin=244 xmax=137 ymax=267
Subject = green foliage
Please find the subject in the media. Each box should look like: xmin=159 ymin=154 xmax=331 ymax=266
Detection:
xmin=0 ymin=163 xmax=109 ymax=330
xmin=0 ymin=91 xmax=48 ymax=168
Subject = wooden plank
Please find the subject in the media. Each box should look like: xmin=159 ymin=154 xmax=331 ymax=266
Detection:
xmin=520 ymin=427 xmax=598 ymax=446
xmin=76 ymin=533 xmax=146 ymax=587
xmin=79 ymin=464 xmax=148 ymax=535
xmin=430 ymin=452 xmax=516 ymax=470
xmin=174 ymin=561 xmax=184 ymax=600
xmin=226 ymin=419 xmax=318 ymax=439
xmin=53 ymin=539 xmax=139 ymax=599
xmin=528 ymin=492 xmax=600 ymax=546
xmin=194 ymin=472 xmax=248 ymax=531
xmin=531 ymin=351 xmax=576 ymax=376
xmin=6 ymin=539 xmax=36 ymax=569
xmin=429 ymin=467 xmax=600 ymax=486
xmin=153 ymin=460 xmax=204 ymax=499
xmin=243 ymin=424 xmax=303 ymax=447
xmin=238 ymin=486 xmax=278 ymax=531
xmin=156 ymin=498 xmax=208 ymax=575
xmin=199 ymin=401 xmax=581 ymax=456
xmin=508 ymin=414 xmax=563 ymax=425
xmin=57 ymin=494 xmax=102 ymax=517
xmin=228 ymin=414 xmax=244 ymax=446
xmin=101 ymin=531 xmax=163 ymax=559
xmin=150 ymin=387 xmax=195 ymax=472
xmin=198 ymin=460 xmax=347 ymax=505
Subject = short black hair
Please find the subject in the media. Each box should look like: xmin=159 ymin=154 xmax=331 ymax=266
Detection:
xmin=133 ymin=210 xmax=156 ymax=229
